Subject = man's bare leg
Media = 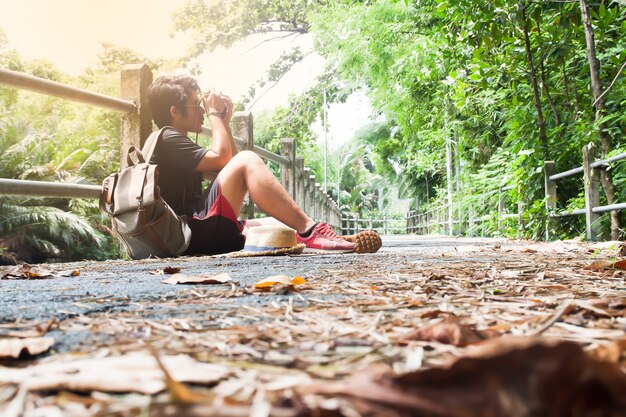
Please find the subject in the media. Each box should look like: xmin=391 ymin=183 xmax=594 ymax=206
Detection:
xmin=216 ymin=151 xmax=315 ymax=234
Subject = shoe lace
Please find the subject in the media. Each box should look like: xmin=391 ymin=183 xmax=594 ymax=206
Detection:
xmin=316 ymin=223 xmax=340 ymax=239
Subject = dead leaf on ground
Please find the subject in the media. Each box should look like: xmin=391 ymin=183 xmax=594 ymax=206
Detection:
xmin=303 ymin=337 xmax=626 ymax=417
xmin=0 ymin=264 xmax=79 ymax=280
xmin=1 ymin=264 xmax=54 ymax=280
xmin=587 ymin=339 xmax=626 ymax=363
xmin=161 ymin=273 xmax=232 ymax=285
xmin=404 ymin=319 xmax=490 ymax=347
xmin=588 ymin=241 xmax=626 ymax=257
xmin=583 ymin=260 xmax=615 ymax=270
xmin=151 ymin=351 xmax=212 ymax=404
xmin=6 ymin=318 xmax=58 ymax=338
xmin=0 ymin=337 xmax=55 ymax=359
xmin=0 ymin=351 xmax=232 ymax=394
xmin=254 ymin=275 xmax=306 ymax=291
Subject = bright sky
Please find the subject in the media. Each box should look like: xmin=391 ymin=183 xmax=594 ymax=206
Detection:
xmin=0 ymin=0 xmax=372 ymax=146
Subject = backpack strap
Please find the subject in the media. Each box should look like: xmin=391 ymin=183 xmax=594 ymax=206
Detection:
xmin=141 ymin=127 xmax=169 ymax=162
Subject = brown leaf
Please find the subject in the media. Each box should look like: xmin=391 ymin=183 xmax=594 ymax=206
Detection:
xmin=588 ymin=340 xmax=626 ymax=363
xmin=587 ymin=297 xmax=626 ymax=316
xmin=1 ymin=264 xmax=54 ymax=280
xmin=254 ymin=275 xmax=306 ymax=290
xmin=584 ymin=260 xmax=615 ymax=270
xmin=0 ymin=337 xmax=54 ymax=358
xmin=163 ymin=266 xmax=182 ymax=274
xmin=406 ymin=319 xmax=489 ymax=347
xmin=151 ymin=351 xmax=211 ymax=404
xmin=161 ymin=273 xmax=232 ymax=285
xmin=0 ymin=351 xmax=231 ymax=394
xmin=7 ymin=318 xmax=58 ymax=338
xmin=304 ymin=337 xmax=626 ymax=417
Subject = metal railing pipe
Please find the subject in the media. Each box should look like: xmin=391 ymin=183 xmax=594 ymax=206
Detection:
xmin=0 ymin=179 xmax=101 ymax=199
xmin=590 ymin=151 xmax=626 ymax=168
xmin=592 ymin=203 xmax=626 ymax=214
xmin=0 ymin=68 xmax=136 ymax=113
xmin=550 ymin=208 xmax=586 ymax=218
xmin=549 ymin=152 xmax=626 ymax=182
xmin=201 ymin=126 xmax=291 ymax=166
xmin=549 ymin=166 xmax=584 ymax=181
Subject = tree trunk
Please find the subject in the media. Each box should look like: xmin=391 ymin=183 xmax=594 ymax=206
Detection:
xmin=520 ymin=2 xmax=550 ymax=160
xmin=579 ymin=0 xmax=620 ymax=239
xmin=561 ymin=62 xmax=581 ymax=119
xmin=535 ymin=16 xmax=561 ymax=126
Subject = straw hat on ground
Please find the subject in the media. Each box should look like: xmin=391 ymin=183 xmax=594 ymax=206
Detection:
xmin=227 ymin=225 xmax=305 ymax=257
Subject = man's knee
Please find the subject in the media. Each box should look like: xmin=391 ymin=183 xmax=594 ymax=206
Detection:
xmin=232 ymin=150 xmax=264 ymax=167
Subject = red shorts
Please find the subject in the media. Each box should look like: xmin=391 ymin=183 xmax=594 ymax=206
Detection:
xmin=184 ymin=178 xmax=246 ymax=255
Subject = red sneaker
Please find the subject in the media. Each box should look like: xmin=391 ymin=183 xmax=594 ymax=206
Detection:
xmin=341 ymin=230 xmax=382 ymax=253
xmin=297 ymin=223 xmax=356 ymax=253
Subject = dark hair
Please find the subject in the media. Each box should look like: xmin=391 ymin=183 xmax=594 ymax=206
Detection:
xmin=147 ymin=75 xmax=200 ymax=128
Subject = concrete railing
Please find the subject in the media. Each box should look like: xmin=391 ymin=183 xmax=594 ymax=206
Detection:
xmin=0 ymin=65 xmax=341 ymax=231
xmin=544 ymin=143 xmax=626 ymax=241
xmin=406 ymin=184 xmax=520 ymax=237
xmin=341 ymin=214 xmax=405 ymax=235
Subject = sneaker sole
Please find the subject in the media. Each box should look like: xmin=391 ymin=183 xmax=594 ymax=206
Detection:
xmin=302 ymin=247 xmax=355 ymax=254
xmin=341 ymin=230 xmax=382 ymax=254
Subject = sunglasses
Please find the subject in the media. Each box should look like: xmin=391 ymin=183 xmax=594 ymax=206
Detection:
xmin=185 ymin=99 xmax=205 ymax=112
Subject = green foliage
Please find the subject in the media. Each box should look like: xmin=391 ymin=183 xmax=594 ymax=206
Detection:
xmin=309 ymin=0 xmax=626 ymax=239
xmin=172 ymin=0 xmax=314 ymax=58
xmin=0 ymin=37 xmax=152 ymax=263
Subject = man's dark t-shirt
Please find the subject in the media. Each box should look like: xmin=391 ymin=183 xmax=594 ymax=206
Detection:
xmin=150 ymin=127 xmax=207 ymax=216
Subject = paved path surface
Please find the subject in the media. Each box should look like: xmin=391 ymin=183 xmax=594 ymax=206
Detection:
xmin=0 ymin=236 xmax=507 ymax=348
xmin=1 ymin=236 xmax=500 ymax=319
xmin=2 ymin=235 xmax=625 ymax=416
xmin=1 ymin=235 xmax=622 ymax=354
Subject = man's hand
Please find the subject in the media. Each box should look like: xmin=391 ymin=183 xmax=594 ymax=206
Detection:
xmin=203 ymin=91 xmax=225 ymax=115
xmin=220 ymin=94 xmax=233 ymax=124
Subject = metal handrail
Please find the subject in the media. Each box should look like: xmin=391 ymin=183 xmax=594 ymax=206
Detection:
xmin=0 ymin=68 xmax=136 ymax=113
xmin=0 ymin=179 xmax=100 ymax=199
xmin=549 ymin=151 xmax=626 ymax=181
xmin=200 ymin=126 xmax=291 ymax=166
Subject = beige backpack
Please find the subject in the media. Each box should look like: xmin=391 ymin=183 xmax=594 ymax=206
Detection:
xmin=100 ymin=128 xmax=191 ymax=259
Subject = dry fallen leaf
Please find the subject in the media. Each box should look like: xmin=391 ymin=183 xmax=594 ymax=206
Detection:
xmin=0 ymin=337 xmax=55 ymax=359
xmin=584 ymin=260 xmax=615 ymax=270
xmin=614 ymin=259 xmax=626 ymax=270
xmin=304 ymin=337 xmax=626 ymax=417
xmin=587 ymin=339 xmax=626 ymax=363
xmin=405 ymin=319 xmax=490 ymax=347
xmin=163 ymin=266 xmax=181 ymax=274
xmin=161 ymin=273 xmax=232 ymax=285
xmin=0 ymin=351 xmax=232 ymax=394
xmin=1 ymin=264 xmax=54 ymax=280
xmin=151 ymin=351 xmax=212 ymax=404
xmin=254 ymin=275 xmax=306 ymax=290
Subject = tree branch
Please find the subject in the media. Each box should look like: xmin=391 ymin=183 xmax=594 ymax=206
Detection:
xmin=592 ymin=60 xmax=626 ymax=107
xmin=241 ymin=32 xmax=303 ymax=55
xmin=246 ymin=51 xmax=313 ymax=111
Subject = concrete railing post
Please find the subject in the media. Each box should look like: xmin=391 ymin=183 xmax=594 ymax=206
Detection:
xmin=544 ymin=160 xmax=557 ymax=240
xmin=280 ymin=138 xmax=296 ymax=199
xmin=469 ymin=197 xmax=475 ymax=237
xmin=583 ymin=143 xmax=601 ymax=241
xmin=233 ymin=112 xmax=254 ymax=219
xmin=120 ymin=64 xmax=153 ymax=168
xmin=314 ymin=183 xmax=322 ymax=221
xmin=517 ymin=185 xmax=524 ymax=238
xmin=295 ymin=157 xmax=305 ymax=209
xmin=498 ymin=185 xmax=505 ymax=234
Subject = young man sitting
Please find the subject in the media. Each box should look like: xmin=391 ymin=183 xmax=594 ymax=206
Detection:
xmin=147 ymin=74 xmax=380 ymax=255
